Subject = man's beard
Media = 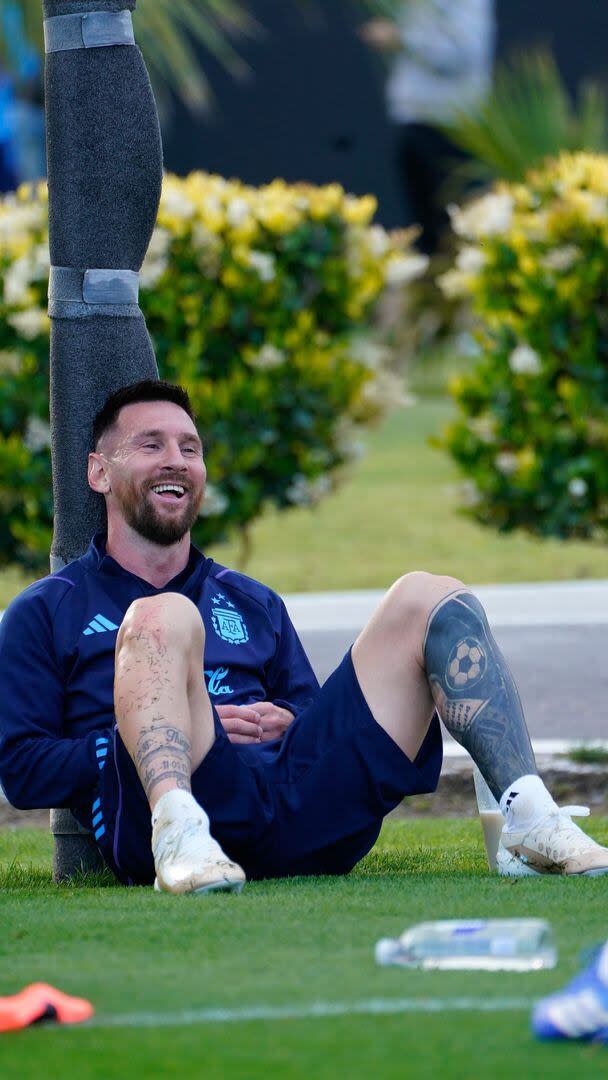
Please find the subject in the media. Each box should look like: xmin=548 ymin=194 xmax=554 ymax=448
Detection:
xmin=120 ymin=482 xmax=202 ymax=546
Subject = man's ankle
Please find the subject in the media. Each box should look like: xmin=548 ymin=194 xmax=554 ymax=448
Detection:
xmin=151 ymin=788 xmax=205 ymax=828
xmin=500 ymin=774 xmax=558 ymax=830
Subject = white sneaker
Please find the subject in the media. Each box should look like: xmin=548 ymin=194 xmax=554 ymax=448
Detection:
xmin=152 ymin=794 xmax=246 ymax=895
xmin=497 ymin=805 xmax=608 ymax=877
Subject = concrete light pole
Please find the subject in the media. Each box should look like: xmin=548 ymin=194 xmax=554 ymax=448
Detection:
xmin=43 ymin=0 xmax=163 ymax=878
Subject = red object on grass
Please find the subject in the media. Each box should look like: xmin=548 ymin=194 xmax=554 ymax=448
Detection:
xmin=0 ymin=983 xmax=94 ymax=1032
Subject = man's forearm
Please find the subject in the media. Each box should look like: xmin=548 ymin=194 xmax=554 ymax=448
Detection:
xmin=0 ymin=731 xmax=103 ymax=810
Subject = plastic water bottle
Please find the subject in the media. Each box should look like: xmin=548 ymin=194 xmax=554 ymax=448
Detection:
xmin=375 ymin=919 xmax=557 ymax=971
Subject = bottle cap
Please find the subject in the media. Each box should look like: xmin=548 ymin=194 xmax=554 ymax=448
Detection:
xmin=375 ymin=938 xmax=398 ymax=966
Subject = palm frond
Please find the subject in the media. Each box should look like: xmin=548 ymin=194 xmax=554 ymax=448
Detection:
xmin=444 ymin=51 xmax=608 ymax=183
xmin=0 ymin=0 xmax=258 ymax=113
xmin=1 ymin=0 xmax=409 ymax=114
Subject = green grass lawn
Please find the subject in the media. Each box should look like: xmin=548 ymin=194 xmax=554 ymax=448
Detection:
xmin=205 ymin=400 xmax=608 ymax=592
xmin=2 ymin=400 xmax=608 ymax=606
xmin=1 ymin=818 xmax=607 ymax=1078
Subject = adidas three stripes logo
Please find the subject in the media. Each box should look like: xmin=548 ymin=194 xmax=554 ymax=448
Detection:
xmin=83 ymin=613 xmax=119 ymax=636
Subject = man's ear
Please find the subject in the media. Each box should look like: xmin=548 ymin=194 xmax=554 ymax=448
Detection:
xmin=88 ymin=451 xmax=110 ymax=495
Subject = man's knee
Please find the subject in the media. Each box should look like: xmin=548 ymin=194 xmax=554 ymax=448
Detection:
xmin=382 ymin=571 xmax=467 ymax=637
xmin=116 ymin=593 xmax=205 ymax=656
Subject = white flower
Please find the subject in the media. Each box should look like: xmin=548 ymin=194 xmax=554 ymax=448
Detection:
xmin=0 ymin=202 xmax=45 ymax=241
xmin=366 ymin=225 xmax=390 ymax=258
xmin=140 ymin=229 xmax=170 ymax=288
xmin=8 ymin=308 xmax=48 ymax=340
xmin=145 ymin=227 xmax=171 ymax=260
xmin=3 ymin=243 xmax=51 ymax=305
xmin=360 ymin=371 xmax=413 ymax=409
xmin=227 ymin=197 xmax=251 ymax=227
xmin=30 ymin=243 xmax=50 ymax=281
xmin=525 ymin=209 xmax=550 ymax=242
xmin=576 ymin=192 xmax=607 ymax=224
xmin=437 ymin=268 xmax=471 ymax=299
xmin=199 ymin=482 xmax=228 ymax=517
xmin=140 ymin=228 xmax=170 ymax=287
xmin=192 ymin=223 xmax=217 ymax=251
xmin=449 ymin=192 xmax=514 ymax=239
xmin=349 ymin=337 xmax=388 ymax=370
xmin=495 ymin=451 xmax=518 ymax=475
xmin=285 ymin=474 xmax=311 ymax=506
xmin=540 ymin=245 xmax=580 ymax=272
xmin=508 ymin=343 xmax=542 ymax=376
xmin=460 ymin=480 xmax=482 ymax=507
xmin=191 ymin=225 xmax=221 ymax=276
xmin=161 ymin=185 xmax=195 ymax=220
xmin=248 ymin=250 xmax=276 ymax=282
xmin=139 ymin=259 xmax=168 ymax=288
xmin=24 ymin=415 xmax=51 ymax=452
xmin=332 ymin=418 xmax=365 ymax=461
xmin=469 ymin=417 xmax=496 ymax=444
xmin=285 ymin=473 xmax=331 ymax=506
xmin=568 ymin=477 xmax=588 ymax=498
xmin=384 ymin=252 xmax=429 ymax=287
xmin=455 ymin=245 xmax=487 ymax=274
xmin=309 ymin=475 xmax=331 ymax=501
xmin=247 ymin=344 xmax=286 ymax=370
xmin=3 ymin=259 xmax=31 ymax=306
xmin=341 ymin=437 xmax=365 ymax=462
xmin=0 ymin=350 xmax=22 ymax=375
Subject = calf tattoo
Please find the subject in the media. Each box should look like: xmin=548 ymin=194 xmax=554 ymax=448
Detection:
xmin=133 ymin=719 xmax=192 ymax=800
xmin=423 ymin=591 xmax=536 ymax=801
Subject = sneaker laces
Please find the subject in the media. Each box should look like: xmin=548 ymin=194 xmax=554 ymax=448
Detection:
xmin=530 ymin=805 xmax=599 ymax=853
xmin=558 ymin=805 xmax=590 ymax=819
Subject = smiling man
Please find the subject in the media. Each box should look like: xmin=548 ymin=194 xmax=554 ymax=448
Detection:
xmin=1 ymin=379 xmax=607 ymax=893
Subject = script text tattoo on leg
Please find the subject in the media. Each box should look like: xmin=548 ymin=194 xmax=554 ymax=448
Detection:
xmin=134 ymin=720 xmax=192 ymax=799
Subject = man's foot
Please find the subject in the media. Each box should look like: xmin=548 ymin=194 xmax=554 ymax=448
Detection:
xmin=532 ymin=942 xmax=608 ymax=1042
xmin=152 ymin=790 xmax=246 ymax=895
xmin=497 ymin=805 xmax=608 ymax=877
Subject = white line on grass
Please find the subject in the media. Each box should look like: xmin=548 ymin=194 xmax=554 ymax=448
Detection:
xmin=82 ymin=996 xmax=536 ymax=1030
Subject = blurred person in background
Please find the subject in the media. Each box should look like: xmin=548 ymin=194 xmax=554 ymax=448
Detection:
xmin=0 ymin=2 xmax=46 ymax=188
xmin=0 ymin=68 xmax=18 ymax=192
xmin=360 ymin=0 xmax=496 ymax=253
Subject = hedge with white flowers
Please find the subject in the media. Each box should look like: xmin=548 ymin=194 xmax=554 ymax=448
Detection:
xmin=438 ymin=153 xmax=608 ymax=539
xmin=0 ymin=174 xmax=426 ymax=570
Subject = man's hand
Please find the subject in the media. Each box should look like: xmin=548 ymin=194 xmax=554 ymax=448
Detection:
xmin=254 ymin=701 xmax=295 ymax=742
xmin=215 ymin=702 xmax=295 ymax=744
xmin=215 ymin=704 xmax=263 ymax=744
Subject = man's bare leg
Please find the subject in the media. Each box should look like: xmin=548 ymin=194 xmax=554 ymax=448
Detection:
xmin=352 ymin=572 xmax=608 ymax=875
xmin=114 ymin=592 xmax=213 ymax=808
xmin=352 ymin=573 xmax=536 ymax=793
xmin=352 ymin=573 xmax=466 ymax=760
xmin=114 ymin=592 xmax=245 ymax=893
xmin=422 ymin=587 xmax=536 ymax=800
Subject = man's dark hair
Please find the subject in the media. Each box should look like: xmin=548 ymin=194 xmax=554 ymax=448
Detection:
xmin=92 ymin=380 xmax=196 ymax=448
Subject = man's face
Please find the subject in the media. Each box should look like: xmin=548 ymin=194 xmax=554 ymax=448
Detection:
xmin=95 ymin=400 xmax=207 ymax=546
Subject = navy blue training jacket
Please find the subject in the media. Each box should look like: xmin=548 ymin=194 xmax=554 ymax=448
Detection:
xmin=0 ymin=533 xmax=319 ymax=811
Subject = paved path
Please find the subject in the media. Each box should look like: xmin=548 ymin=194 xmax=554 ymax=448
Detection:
xmin=1 ymin=580 xmax=606 ymax=744
xmin=284 ymin=581 xmax=608 ymax=744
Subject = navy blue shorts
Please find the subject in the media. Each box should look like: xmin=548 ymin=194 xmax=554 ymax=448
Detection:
xmin=88 ymin=649 xmax=443 ymax=885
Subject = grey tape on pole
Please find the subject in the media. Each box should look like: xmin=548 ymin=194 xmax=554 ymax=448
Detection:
xmin=48 ymin=265 xmax=141 ymax=318
xmin=44 ymin=10 xmax=135 ymax=54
